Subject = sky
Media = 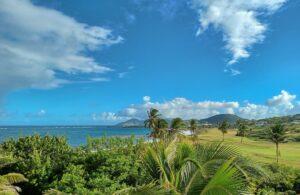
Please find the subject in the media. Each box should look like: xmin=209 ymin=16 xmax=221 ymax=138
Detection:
xmin=0 ymin=0 xmax=300 ymax=125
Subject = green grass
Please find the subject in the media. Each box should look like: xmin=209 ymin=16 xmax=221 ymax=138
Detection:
xmin=196 ymin=128 xmax=300 ymax=168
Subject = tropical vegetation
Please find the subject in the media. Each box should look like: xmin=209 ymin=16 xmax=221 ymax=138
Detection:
xmin=0 ymin=109 xmax=299 ymax=194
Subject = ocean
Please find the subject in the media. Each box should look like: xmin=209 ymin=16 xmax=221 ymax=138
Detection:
xmin=0 ymin=126 xmax=150 ymax=146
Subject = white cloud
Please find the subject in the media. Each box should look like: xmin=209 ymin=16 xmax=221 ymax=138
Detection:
xmin=116 ymin=97 xmax=239 ymax=120
xmin=99 ymin=90 xmax=298 ymax=121
xmin=92 ymin=112 xmax=128 ymax=122
xmin=192 ymin=0 xmax=287 ymax=68
xmin=0 ymin=0 xmax=122 ymax=97
xmin=267 ymin=90 xmax=296 ymax=110
xmin=143 ymin=96 xmax=151 ymax=102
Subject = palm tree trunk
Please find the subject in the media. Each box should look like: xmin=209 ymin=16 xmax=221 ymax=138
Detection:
xmin=276 ymin=143 xmax=279 ymax=163
xmin=222 ymin=132 xmax=224 ymax=141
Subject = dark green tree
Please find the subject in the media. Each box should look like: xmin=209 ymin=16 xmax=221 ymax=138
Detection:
xmin=170 ymin=117 xmax=184 ymax=132
xmin=144 ymin=108 xmax=161 ymax=138
xmin=236 ymin=120 xmax=248 ymax=143
xmin=156 ymin=118 xmax=168 ymax=129
xmin=218 ymin=120 xmax=230 ymax=141
xmin=189 ymin=119 xmax=198 ymax=135
xmin=268 ymin=123 xmax=287 ymax=163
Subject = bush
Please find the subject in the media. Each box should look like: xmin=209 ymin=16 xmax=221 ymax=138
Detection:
xmin=0 ymin=135 xmax=147 ymax=194
xmin=256 ymin=163 xmax=300 ymax=194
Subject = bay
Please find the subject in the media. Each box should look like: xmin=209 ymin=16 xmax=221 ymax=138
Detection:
xmin=0 ymin=126 xmax=150 ymax=146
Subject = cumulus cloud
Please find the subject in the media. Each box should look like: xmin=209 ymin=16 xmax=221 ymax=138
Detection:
xmin=267 ymin=90 xmax=296 ymax=110
xmin=115 ymin=97 xmax=240 ymax=120
xmin=0 ymin=0 xmax=122 ymax=97
xmin=99 ymin=90 xmax=298 ymax=121
xmin=191 ymin=0 xmax=287 ymax=71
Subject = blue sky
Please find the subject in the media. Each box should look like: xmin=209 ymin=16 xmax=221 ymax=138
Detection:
xmin=0 ymin=0 xmax=300 ymax=125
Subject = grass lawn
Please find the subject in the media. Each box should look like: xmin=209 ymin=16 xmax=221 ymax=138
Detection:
xmin=195 ymin=128 xmax=300 ymax=168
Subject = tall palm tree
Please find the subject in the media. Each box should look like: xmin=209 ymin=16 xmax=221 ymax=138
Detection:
xmin=268 ymin=123 xmax=287 ymax=163
xmin=218 ymin=120 xmax=230 ymax=141
xmin=140 ymin=138 xmax=264 ymax=194
xmin=189 ymin=119 xmax=197 ymax=135
xmin=144 ymin=108 xmax=161 ymax=138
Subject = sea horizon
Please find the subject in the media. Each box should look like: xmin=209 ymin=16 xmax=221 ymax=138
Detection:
xmin=0 ymin=125 xmax=150 ymax=146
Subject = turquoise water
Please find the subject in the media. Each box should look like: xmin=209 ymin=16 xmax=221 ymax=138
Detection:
xmin=0 ymin=126 xmax=150 ymax=146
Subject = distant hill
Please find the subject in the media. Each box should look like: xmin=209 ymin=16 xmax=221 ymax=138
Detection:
xmin=199 ymin=114 xmax=245 ymax=125
xmin=256 ymin=114 xmax=300 ymax=124
xmin=115 ymin=118 xmax=144 ymax=128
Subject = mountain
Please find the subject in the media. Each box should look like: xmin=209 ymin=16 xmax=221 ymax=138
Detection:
xmin=199 ymin=114 xmax=245 ymax=125
xmin=115 ymin=118 xmax=144 ymax=128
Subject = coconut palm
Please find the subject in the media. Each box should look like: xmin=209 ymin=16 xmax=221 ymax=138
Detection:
xmin=144 ymin=108 xmax=161 ymax=138
xmin=140 ymin=138 xmax=259 ymax=194
xmin=189 ymin=119 xmax=197 ymax=135
xmin=268 ymin=123 xmax=287 ymax=163
xmin=218 ymin=120 xmax=230 ymax=141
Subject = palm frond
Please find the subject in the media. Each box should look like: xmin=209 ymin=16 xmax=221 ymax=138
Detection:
xmin=200 ymin=158 xmax=249 ymax=195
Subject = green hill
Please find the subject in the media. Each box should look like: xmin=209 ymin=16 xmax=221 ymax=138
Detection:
xmin=199 ymin=114 xmax=245 ymax=125
xmin=115 ymin=118 xmax=144 ymax=128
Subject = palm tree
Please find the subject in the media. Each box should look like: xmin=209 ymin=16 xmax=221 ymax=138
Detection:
xmin=236 ymin=120 xmax=248 ymax=143
xmin=268 ymin=123 xmax=287 ymax=163
xmin=140 ymin=138 xmax=263 ymax=194
xmin=156 ymin=118 xmax=168 ymax=130
xmin=144 ymin=108 xmax=161 ymax=138
xmin=218 ymin=120 xmax=230 ymax=141
xmin=170 ymin=117 xmax=184 ymax=132
xmin=189 ymin=119 xmax=197 ymax=135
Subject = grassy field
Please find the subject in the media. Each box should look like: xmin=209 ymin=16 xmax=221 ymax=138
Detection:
xmin=195 ymin=128 xmax=300 ymax=168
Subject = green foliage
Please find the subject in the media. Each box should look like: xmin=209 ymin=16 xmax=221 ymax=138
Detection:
xmin=189 ymin=119 xmax=197 ymax=135
xmin=54 ymin=165 xmax=86 ymax=193
xmin=156 ymin=118 xmax=168 ymax=130
xmin=144 ymin=108 xmax=166 ymax=138
xmin=218 ymin=120 xmax=230 ymax=141
xmin=256 ymin=164 xmax=300 ymax=194
xmin=170 ymin=117 xmax=185 ymax=131
xmin=0 ymin=135 xmax=147 ymax=194
xmin=144 ymin=108 xmax=160 ymax=130
xmin=140 ymin=137 xmax=264 ymax=194
xmin=268 ymin=123 xmax=287 ymax=162
xmin=236 ymin=120 xmax=249 ymax=143
xmin=0 ymin=152 xmax=27 ymax=195
xmin=1 ymin=135 xmax=72 ymax=193
xmin=1 ymin=131 xmax=299 ymax=194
